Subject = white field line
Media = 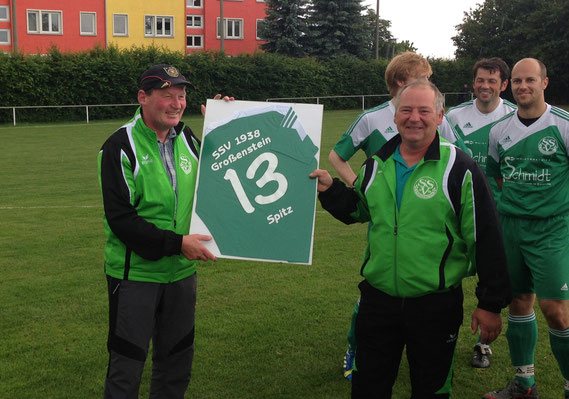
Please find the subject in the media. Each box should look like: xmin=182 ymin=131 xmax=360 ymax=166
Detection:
xmin=0 ymin=205 xmax=101 ymax=210
xmin=0 ymin=205 xmax=328 ymax=213
xmin=0 ymin=122 xmax=121 ymax=130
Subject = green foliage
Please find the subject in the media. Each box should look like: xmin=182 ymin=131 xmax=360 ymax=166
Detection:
xmin=258 ymin=1 xmax=416 ymax=61
xmin=428 ymin=57 xmax=478 ymax=107
xmin=361 ymin=10 xmax=417 ymax=60
xmin=307 ymin=0 xmax=368 ymax=60
xmin=0 ymin=47 xmax=392 ymax=124
xmin=320 ymin=56 xmax=388 ymax=108
xmin=452 ymin=0 xmax=569 ymax=102
xmin=0 ymin=44 xmax=190 ymax=122
xmin=1 ymin=45 xmax=565 ymax=124
xmin=259 ymin=0 xmax=310 ymax=57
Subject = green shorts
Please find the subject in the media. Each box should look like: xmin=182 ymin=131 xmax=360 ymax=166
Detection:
xmin=501 ymin=215 xmax=569 ymax=300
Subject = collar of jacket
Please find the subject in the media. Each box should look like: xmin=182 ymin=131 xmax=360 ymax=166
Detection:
xmin=375 ymin=131 xmax=441 ymax=163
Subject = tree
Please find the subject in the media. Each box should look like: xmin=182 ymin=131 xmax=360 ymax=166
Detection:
xmin=360 ymin=9 xmax=415 ymax=59
xmin=259 ymin=0 xmax=418 ymax=61
xmin=306 ymin=0 xmax=368 ymax=60
xmin=259 ymin=0 xmax=310 ymax=57
xmin=452 ymin=0 xmax=569 ymax=102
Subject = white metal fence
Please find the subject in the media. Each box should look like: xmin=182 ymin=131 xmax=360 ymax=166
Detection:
xmin=0 ymin=92 xmax=474 ymax=126
xmin=0 ymin=103 xmax=138 ymax=126
xmin=266 ymin=94 xmax=392 ymax=110
xmin=266 ymin=92 xmax=474 ymax=110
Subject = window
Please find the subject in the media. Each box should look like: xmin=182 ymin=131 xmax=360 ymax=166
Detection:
xmin=256 ymin=19 xmax=265 ymax=40
xmin=80 ymin=12 xmax=96 ymax=36
xmin=186 ymin=35 xmax=203 ymax=48
xmin=0 ymin=6 xmax=9 ymax=22
xmin=0 ymin=29 xmax=10 ymax=45
xmin=113 ymin=14 xmax=128 ymax=36
xmin=186 ymin=15 xmax=202 ymax=29
xmin=217 ymin=18 xmax=243 ymax=39
xmin=186 ymin=0 xmax=202 ymax=8
xmin=27 ymin=10 xmax=62 ymax=34
xmin=145 ymin=15 xmax=173 ymax=37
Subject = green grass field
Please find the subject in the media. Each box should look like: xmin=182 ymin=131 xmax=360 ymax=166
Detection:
xmin=0 ymin=109 xmax=562 ymax=398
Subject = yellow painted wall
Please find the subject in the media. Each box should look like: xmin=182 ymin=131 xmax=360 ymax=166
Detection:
xmin=106 ymin=0 xmax=185 ymax=52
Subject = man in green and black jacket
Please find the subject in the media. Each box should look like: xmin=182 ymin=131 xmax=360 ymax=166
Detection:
xmin=311 ymin=79 xmax=511 ymax=398
xmin=98 ymin=64 xmax=223 ymax=398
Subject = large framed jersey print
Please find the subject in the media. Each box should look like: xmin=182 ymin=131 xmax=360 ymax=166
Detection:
xmin=189 ymin=100 xmax=323 ymax=264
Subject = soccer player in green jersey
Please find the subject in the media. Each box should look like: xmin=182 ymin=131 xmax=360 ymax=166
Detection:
xmin=330 ymin=52 xmax=468 ymax=381
xmin=484 ymin=58 xmax=569 ymax=399
xmin=446 ymin=57 xmax=516 ymax=368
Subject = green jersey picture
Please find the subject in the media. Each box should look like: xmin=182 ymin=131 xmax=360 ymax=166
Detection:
xmin=191 ymin=101 xmax=323 ymax=264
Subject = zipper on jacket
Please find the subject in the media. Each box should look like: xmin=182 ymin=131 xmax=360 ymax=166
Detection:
xmin=156 ymin=137 xmax=179 ymax=230
xmin=156 ymin=133 xmax=179 ymax=282
xmin=393 ymin=203 xmax=399 ymax=297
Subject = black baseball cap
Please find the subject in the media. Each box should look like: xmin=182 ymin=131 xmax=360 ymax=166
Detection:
xmin=139 ymin=64 xmax=197 ymax=91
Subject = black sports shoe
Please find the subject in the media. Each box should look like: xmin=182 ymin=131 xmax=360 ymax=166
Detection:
xmin=471 ymin=344 xmax=491 ymax=368
xmin=483 ymin=380 xmax=540 ymax=399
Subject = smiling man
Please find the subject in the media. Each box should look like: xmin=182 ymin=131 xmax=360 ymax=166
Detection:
xmin=310 ymin=79 xmax=511 ymax=398
xmin=98 ymin=64 xmax=220 ymax=398
xmin=484 ymin=58 xmax=569 ymax=399
xmin=446 ymin=58 xmax=516 ymax=198
xmin=329 ymin=51 xmax=469 ymax=382
xmin=446 ymin=57 xmax=516 ymax=368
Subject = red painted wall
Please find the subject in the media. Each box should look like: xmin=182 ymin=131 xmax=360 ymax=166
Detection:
xmin=13 ymin=0 xmax=105 ymax=54
xmin=187 ymin=0 xmax=267 ymax=55
xmin=0 ymin=0 xmax=11 ymax=52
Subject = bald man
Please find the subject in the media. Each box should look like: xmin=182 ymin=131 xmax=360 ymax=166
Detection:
xmin=484 ymin=58 xmax=569 ymax=399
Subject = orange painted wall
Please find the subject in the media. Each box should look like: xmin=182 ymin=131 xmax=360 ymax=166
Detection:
xmin=13 ymin=0 xmax=105 ymax=54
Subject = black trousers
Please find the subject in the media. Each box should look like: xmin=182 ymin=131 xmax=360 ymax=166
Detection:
xmin=352 ymin=280 xmax=464 ymax=399
xmin=104 ymin=274 xmax=197 ymax=399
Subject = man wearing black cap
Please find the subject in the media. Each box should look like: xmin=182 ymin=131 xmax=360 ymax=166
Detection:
xmin=98 ymin=64 xmax=226 ymax=398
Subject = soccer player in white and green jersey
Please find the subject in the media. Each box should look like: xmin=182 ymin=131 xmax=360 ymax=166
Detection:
xmin=484 ymin=58 xmax=569 ymax=399
xmin=447 ymin=58 xmax=516 ymax=204
xmin=330 ymin=51 xmax=467 ymax=188
xmin=329 ymin=52 xmax=467 ymax=381
xmin=446 ymin=58 xmax=516 ymax=369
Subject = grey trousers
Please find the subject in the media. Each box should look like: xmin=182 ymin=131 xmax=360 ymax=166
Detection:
xmin=104 ymin=274 xmax=197 ymax=399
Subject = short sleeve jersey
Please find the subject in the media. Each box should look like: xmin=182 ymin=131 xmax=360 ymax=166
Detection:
xmin=333 ymin=100 xmax=465 ymax=161
xmin=196 ymin=105 xmax=319 ymax=263
xmin=487 ymin=104 xmax=569 ymax=218
xmin=446 ymin=98 xmax=516 ymax=198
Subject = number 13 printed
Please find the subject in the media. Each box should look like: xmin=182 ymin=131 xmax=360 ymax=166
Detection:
xmin=223 ymin=152 xmax=288 ymax=214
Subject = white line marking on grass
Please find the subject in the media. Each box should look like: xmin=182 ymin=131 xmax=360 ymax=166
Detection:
xmin=0 ymin=205 xmax=101 ymax=210
xmin=0 ymin=206 xmax=328 ymax=214
xmin=0 ymin=122 xmax=121 ymax=130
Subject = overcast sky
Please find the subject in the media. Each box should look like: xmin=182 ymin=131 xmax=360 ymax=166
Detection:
xmin=362 ymin=0 xmax=483 ymax=59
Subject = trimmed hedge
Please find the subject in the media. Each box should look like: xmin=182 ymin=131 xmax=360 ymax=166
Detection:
xmin=0 ymin=46 xmax=480 ymax=124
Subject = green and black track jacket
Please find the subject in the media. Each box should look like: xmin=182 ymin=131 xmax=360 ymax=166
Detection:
xmin=320 ymin=134 xmax=511 ymax=313
xmin=98 ymin=108 xmax=200 ymax=283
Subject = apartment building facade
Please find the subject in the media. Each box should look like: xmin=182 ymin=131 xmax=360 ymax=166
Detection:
xmin=185 ymin=0 xmax=266 ymax=55
xmin=0 ymin=0 xmax=266 ymax=55
xmin=0 ymin=0 xmax=106 ymax=53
